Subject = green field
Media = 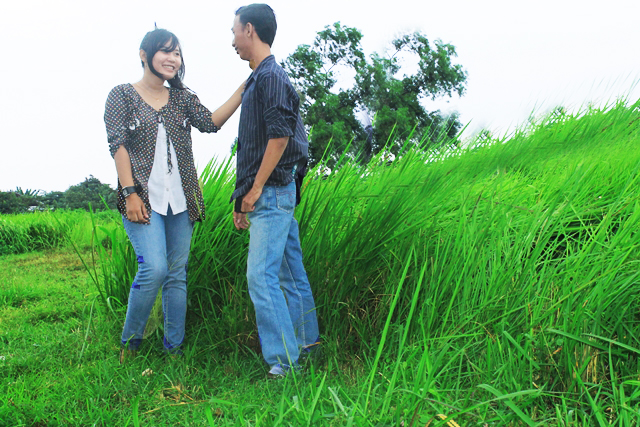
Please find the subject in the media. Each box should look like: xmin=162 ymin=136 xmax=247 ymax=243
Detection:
xmin=1 ymin=100 xmax=640 ymax=426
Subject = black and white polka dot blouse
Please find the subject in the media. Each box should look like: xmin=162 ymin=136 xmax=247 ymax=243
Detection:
xmin=104 ymin=83 xmax=219 ymax=223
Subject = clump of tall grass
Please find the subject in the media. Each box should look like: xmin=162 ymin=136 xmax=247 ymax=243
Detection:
xmin=0 ymin=210 xmax=110 ymax=255
xmin=91 ymin=99 xmax=640 ymax=422
xmin=68 ymin=208 xmax=136 ymax=311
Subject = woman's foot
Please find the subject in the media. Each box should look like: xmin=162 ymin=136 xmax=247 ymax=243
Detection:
xmin=119 ymin=348 xmax=137 ymax=364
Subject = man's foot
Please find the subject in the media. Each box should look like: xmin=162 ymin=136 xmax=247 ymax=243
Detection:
xmin=301 ymin=340 xmax=321 ymax=354
xmin=299 ymin=339 xmax=322 ymax=365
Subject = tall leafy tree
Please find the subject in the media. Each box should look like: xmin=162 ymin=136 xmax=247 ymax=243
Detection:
xmin=284 ymin=23 xmax=365 ymax=167
xmin=282 ymin=23 xmax=467 ymax=167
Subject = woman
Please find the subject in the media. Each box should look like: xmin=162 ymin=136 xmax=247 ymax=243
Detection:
xmin=104 ymin=28 xmax=243 ymax=361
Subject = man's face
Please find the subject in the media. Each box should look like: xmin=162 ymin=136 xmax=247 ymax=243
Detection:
xmin=231 ymin=15 xmax=250 ymax=61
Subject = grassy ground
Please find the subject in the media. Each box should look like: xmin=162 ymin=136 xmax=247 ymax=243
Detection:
xmin=0 ymin=252 xmax=259 ymax=426
xmin=2 ymin=250 xmax=574 ymax=427
xmin=0 ymin=250 xmax=425 ymax=427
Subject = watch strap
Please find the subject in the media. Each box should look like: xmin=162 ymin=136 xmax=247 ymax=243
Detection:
xmin=122 ymin=185 xmax=138 ymax=198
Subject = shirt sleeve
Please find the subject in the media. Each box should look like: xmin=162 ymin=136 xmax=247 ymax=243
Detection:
xmin=258 ymin=73 xmax=298 ymax=140
xmin=104 ymin=86 xmax=132 ymax=158
xmin=183 ymin=90 xmax=219 ymax=134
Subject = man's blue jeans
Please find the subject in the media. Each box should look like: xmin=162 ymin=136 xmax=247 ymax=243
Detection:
xmin=121 ymin=207 xmax=193 ymax=353
xmin=247 ymin=181 xmax=320 ymax=367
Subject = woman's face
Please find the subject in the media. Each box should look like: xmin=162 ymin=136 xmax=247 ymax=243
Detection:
xmin=150 ymin=40 xmax=182 ymax=80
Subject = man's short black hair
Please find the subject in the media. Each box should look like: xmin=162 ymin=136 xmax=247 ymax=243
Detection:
xmin=235 ymin=3 xmax=277 ymax=47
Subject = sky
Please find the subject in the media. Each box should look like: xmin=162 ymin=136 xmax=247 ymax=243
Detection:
xmin=1 ymin=0 xmax=638 ymax=192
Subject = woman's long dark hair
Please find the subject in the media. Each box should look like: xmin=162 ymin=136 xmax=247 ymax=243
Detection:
xmin=139 ymin=28 xmax=186 ymax=89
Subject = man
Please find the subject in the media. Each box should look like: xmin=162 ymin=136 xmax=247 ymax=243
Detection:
xmin=231 ymin=3 xmax=320 ymax=377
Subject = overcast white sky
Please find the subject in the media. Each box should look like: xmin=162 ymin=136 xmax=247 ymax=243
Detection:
xmin=1 ymin=0 xmax=638 ymax=192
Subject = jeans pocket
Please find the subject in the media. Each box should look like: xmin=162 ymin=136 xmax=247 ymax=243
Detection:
xmin=276 ymin=187 xmax=295 ymax=214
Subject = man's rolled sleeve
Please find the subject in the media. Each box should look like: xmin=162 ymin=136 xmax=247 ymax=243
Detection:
xmin=259 ymin=74 xmax=297 ymax=140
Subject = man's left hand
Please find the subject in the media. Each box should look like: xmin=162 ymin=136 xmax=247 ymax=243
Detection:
xmin=241 ymin=186 xmax=262 ymax=213
xmin=233 ymin=211 xmax=249 ymax=230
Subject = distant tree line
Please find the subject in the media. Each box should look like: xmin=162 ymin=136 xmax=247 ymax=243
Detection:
xmin=0 ymin=176 xmax=116 ymax=214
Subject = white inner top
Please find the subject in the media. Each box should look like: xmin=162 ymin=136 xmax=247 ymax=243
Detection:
xmin=148 ymin=122 xmax=187 ymax=216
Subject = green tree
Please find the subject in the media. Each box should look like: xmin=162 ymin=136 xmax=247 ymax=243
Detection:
xmin=283 ymin=23 xmax=365 ymax=167
xmin=41 ymin=191 xmax=67 ymax=210
xmin=64 ymin=176 xmax=116 ymax=211
xmin=14 ymin=187 xmax=43 ymax=198
xmin=282 ymin=23 xmax=467 ymax=167
xmin=1 ymin=188 xmax=44 ymax=213
xmin=0 ymin=191 xmax=34 ymax=214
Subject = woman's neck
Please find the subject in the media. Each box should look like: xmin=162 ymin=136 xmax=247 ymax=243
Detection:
xmin=138 ymin=70 xmax=166 ymax=91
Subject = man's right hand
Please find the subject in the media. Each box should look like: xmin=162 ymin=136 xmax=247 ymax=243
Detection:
xmin=125 ymin=194 xmax=149 ymax=224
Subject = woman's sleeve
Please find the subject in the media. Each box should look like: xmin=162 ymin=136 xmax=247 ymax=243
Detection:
xmin=104 ymin=86 xmax=132 ymax=158
xmin=183 ymin=90 xmax=219 ymax=134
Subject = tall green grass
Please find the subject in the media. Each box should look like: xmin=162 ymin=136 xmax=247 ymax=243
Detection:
xmin=88 ymin=99 xmax=640 ymax=422
xmin=0 ymin=210 xmax=116 ymax=255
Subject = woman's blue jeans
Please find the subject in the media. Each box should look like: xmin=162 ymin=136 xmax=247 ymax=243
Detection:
xmin=246 ymin=181 xmax=320 ymax=367
xmin=121 ymin=207 xmax=193 ymax=353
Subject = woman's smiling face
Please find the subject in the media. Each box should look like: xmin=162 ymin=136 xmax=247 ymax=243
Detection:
xmin=150 ymin=40 xmax=182 ymax=80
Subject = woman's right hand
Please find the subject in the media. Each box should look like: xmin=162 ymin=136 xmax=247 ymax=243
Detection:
xmin=125 ymin=194 xmax=149 ymax=224
xmin=114 ymin=146 xmax=148 ymax=222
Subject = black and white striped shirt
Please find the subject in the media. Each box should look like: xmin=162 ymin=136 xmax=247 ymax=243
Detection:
xmin=232 ymin=55 xmax=308 ymax=202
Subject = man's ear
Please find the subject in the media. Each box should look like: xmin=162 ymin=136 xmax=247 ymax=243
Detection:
xmin=245 ymin=22 xmax=254 ymax=39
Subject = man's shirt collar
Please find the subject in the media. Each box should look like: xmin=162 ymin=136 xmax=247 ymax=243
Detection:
xmin=247 ymin=55 xmax=276 ymax=85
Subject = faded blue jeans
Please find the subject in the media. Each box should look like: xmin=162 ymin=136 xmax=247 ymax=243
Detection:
xmin=121 ymin=207 xmax=193 ymax=353
xmin=247 ymin=181 xmax=320 ymax=368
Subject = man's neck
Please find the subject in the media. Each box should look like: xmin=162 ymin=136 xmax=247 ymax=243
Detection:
xmin=249 ymin=45 xmax=272 ymax=70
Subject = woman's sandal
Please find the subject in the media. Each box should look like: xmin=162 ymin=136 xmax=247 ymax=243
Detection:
xmin=119 ymin=349 xmax=137 ymax=364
